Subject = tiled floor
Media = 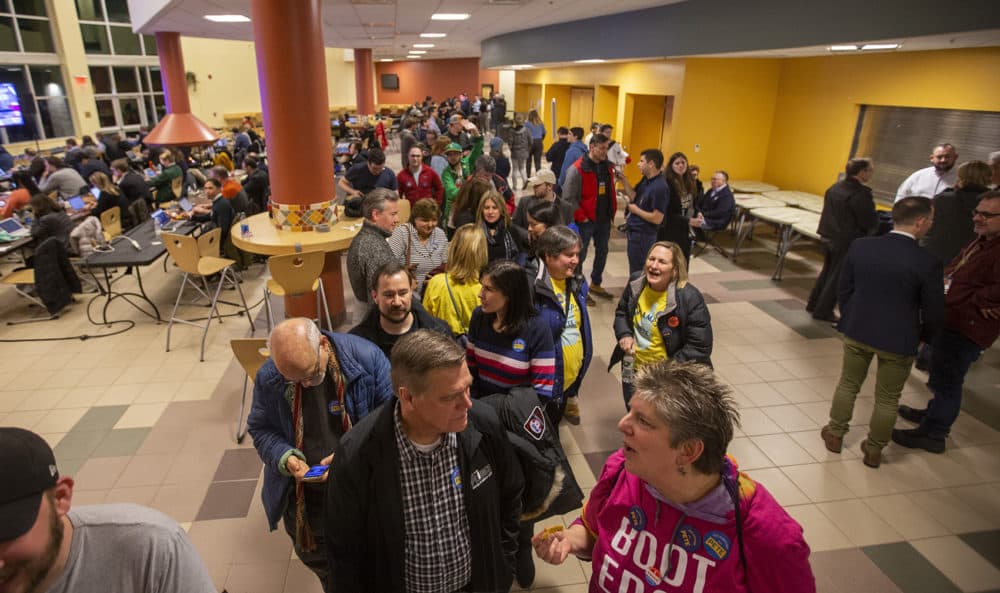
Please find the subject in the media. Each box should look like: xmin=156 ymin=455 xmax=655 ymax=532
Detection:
xmin=2 ymin=160 xmax=999 ymax=592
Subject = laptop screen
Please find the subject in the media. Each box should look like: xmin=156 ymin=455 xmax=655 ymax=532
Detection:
xmin=348 ymin=117 xmax=358 ymax=124
xmin=68 ymin=196 xmax=86 ymax=211
xmin=0 ymin=218 xmax=24 ymax=233
xmin=179 ymin=198 xmax=193 ymax=212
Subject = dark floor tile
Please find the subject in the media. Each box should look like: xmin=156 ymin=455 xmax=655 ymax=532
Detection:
xmin=57 ymin=456 xmax=87 ymax=479
xmin=91 ymin=427 xmax=151 ymax=458
xmin=212 ymin=448 xmax=263 ymax=482
xmin=777 ymin=298 xmax=807 ymax=309
xmin=700 ymin=251 xmax=741 ymax=272
xmin=861 ymin=542 xmax=961 ymax=593
xmin=583 ymin=450 xmax=617 ymax=479
xmin=53 ymin=429 xmax=109 ymax=461
xmin=701 ymin=292 xmax=719 ymax=304
xmin=71 ymin=405 xmax=130 ymax=431
xmin=721 ymin=277 xmax=816 ymax=292
xmin=958 ymin=530 xmax=1000 ymax=570
xmin=752 ymin=300 xmax=839 ymax=339
xmin=195 ymin=479 xmax=257 ymax=521
xmin=810 ymin=548 xmax=902 ymax=593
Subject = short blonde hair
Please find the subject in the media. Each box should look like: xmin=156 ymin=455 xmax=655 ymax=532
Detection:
xmin=646 ymin=241 xmax=689 ymax=288
xmin=446 ymin=224 xmax=487 ymax=283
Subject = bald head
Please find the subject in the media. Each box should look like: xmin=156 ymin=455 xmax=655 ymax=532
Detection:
xmin=269 ymin=318 xmax=324 ymax=384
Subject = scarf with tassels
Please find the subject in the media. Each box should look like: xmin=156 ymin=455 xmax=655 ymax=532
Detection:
xmin=290 ymin=348 xmax=350 ymax=552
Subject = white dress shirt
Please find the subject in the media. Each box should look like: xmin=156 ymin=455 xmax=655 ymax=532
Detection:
xmin=894 ymin=166 xmax=958 ymax=202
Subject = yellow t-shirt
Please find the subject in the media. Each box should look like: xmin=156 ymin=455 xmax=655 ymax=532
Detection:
xmin=632 ymin=285 xmax=669 ymax=369
xmin=422 ymin=274 xmax=481 ymax=335
xmin=551 ymin=278 xmax=584 ymax=388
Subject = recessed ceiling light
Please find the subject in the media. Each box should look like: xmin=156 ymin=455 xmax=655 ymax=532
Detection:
xmin=413 ymin=43 xmax=434 ymax=48
xmin=861 ymin=43 xmax=900 ymax=50
xmin=409 ymin=55 xmax=422 ymax=59
xmin=408 ymin=50 xmax=426 ymax=54
xmin=829 ymin=45 xmax=858 ymax=51
xmin=431 ymin=13 xmax=470 ymax=20
xmin=203 ymin=14 xmax=250 ymax=22
xmin=380 ymin=59 xmax=394 ymax=62
xmin=420 ymin=33 xmax=446 ymax=38
xmin=574 ymin=59 xmax=605 ymax=64
xmin=510 ymin=64 xmax=533 ymax=69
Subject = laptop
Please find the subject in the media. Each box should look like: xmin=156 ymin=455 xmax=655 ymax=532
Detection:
xmin=348 ymin=116 xmax=358 ymax=124
xmin=67 ymin=196 xmax=87 ymax=212
xmin=0 ymin=217 xmax=31 ymax=238
xmin=178 ymin=197 xmax=194 ymax=212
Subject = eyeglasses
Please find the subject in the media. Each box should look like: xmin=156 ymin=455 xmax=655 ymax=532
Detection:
xmin=972 ymin=209 xmax=1000 ymax=219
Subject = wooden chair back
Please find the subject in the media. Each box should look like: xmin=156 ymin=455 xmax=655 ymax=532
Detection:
xmin=231 ymin=338 xmax=270 ymax=383
xmin=162 ymin=232 xmax=202 ymax=275
xmin=197 ymin=227 xmax=222 ymax=257
xmin=100 ymin=206 xmax=122 ymax=239
xmin=396 ymin=198 xmax=410 ymax=225
xmin=268 ymin=251 xmax=325 ymax=295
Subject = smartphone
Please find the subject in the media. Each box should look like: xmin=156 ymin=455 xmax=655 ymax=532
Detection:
xmin=302 ymin=464 xmax=329 ymax=482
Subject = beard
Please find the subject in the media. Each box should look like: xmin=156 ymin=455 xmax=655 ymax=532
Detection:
xmin=6 ymin=497 xmax=64 ymax=593
xmin=379 ymin=306 xmax=410 ymax=324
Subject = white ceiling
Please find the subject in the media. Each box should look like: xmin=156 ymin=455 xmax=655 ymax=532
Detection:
xmin=134 ymin=0 xmax=687 ymax=61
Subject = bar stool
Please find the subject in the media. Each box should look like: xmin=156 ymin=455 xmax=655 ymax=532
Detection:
xmin=263 ymin=250 xmax=332 ymax=331
xmin=163 ymin=229 xmax=255 ymax=361
xmin=230 ymin=338 xmax=269 ymax=443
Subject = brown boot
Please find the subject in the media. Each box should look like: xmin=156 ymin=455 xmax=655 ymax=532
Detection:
xmin=820 ymin=426 xmax=843 ymax=453
xmin=860 ymin=440 xmax=882 ymax=468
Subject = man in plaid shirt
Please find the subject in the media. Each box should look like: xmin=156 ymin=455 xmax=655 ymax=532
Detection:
xmin=326 ymin=330 xmax=524 ymax=593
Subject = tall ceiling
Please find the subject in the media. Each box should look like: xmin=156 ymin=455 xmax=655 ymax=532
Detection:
xmin=131 ymin=0 xmax=686 ymax=61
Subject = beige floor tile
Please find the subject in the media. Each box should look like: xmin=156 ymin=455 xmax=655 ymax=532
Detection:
xmin=823 ymin=459 xmax=900 ymax=497
xmin=115 ymin=453 xmax=176 ymax=488
xmin=776 ymin=356 xmax=840 ymax=380
xmin=566 ymin=453 xmax=596 ymax=489
xmin=38 ymin=432 xmax=66 ymax=448
xmin=74 ymin=456 xmax=132 ymax=491
xmin=761 ymin=404 xmax=821 ymax=432
xmin=751 ymin=433 xmax=814 ymax=466
xmin=949 ymin=415 xmax=1000 ymax=447
xmin=738 ymin=382 xmax=790 ymax=406
xmin=558 ymin=424 xmax=582 ymax=456
xmin=781 ymin=464 xmax=856 ymax=502
xmin=33 ymin=407 xmax=89 ymax=434
xmin=173 ymin=380 xmax=219 ymax=402
xmin=770 ymin=379 xmax=826 ymax=404
xmin=950 ymin=483 xmax=1000 ymax=525
xmin=747 ymin=360 xmax=799 ymax=382
xmin=910 ymin=536 xmax=1000 ymax=592
xmin=134 ymin=381 xmax=184 ymax=404
xmin=795 ymin=401 xmax=833 ymax=426
xmin=947 ymin=444 xmax=1000 ymax=482
xmin=8 ymin=373 xmax=52 ymax=391
xmin=713 ymin=363 xmax=764 ymax=385
xmin=71 ymin=489 xmax=108 ymax=505
xmin=862 ymin=494 xmax=951 ymax=540
xmin=55 ymin=387 xmax=106 ymax=409
xmin=0 ymin=390 xmax=30 ymax=413
xmin=223 ymin=561 xmax=289 ymax=593
xmin=784 ymin=504 xmax=854 ymax=552
xmin=114 ymin=402 xmax=168 ymax=429
xmin=815 ymin=499 xmax=903 ymax=546
xmin=14 ymin=388 xmax=70 ymax=411
xmin=95 ymin=384 xmax=141 ymax=406
xmin=737 ymin=407 xmax=783 ymax=435
xmin=788 ymin=429 xmax=860 ymax=463
xmin=114 ymin=365 xmax=166 ymax=385
xmin=727 ymin=344 xmax=773 ymax=363
xmin=1 ymin=409 xmax=47 ymax=429
xmin=728 ymin=437 xmax=774 ymax=470
xmin=742 ymin=467 xmax=811 ymax=506
xmin=907 ymin=488 xmax=998 ymax=534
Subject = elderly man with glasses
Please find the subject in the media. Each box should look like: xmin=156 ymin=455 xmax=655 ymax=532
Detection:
xmin=247 ymin=317 xmax=393 ymax=592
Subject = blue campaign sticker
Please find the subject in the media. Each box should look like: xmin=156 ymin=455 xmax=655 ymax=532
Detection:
xmin=703 ymin=530 xmax=731 ymax=561
xmin=644 ymin=565 xmax=662 ymax=586
xmin=628 ymin=505 xmax=646 ymax=531
xmin=677 ymin=524 xmax=700 ymax=552
xmin=327 ymin=401 xmax=343 ymax=415
xmin=450 ymin=466 xmax=462 ymax=491
xmin=512 ymin=338 xmax=526 ymax=352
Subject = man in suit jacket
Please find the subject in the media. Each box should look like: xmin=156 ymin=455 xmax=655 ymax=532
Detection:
xmin=807 ymin=158 xmax=879 ymax=322
xmin=690 ymin=170 xmax=736 ymax=238
xmin=820 ymin=197 xmax=943 ymax=468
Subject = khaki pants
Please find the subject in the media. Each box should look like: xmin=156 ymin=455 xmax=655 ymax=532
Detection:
xmin=827 ymin=336 xmax=915 ymax=449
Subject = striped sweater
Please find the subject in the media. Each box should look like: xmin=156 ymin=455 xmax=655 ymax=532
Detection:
xmin=466 ymin=308 xmax=557 ymax=401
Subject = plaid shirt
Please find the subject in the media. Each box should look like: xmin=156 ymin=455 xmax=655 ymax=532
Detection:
xmin=394 ymin=404 xmax=472 ymax=593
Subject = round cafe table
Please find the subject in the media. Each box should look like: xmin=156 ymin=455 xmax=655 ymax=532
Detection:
xmin=232 ymin=209 xmax=363 ymax=328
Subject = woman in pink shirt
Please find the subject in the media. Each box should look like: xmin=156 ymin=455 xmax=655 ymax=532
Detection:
xmin=533 ymin=361 xmax=815 ymax=593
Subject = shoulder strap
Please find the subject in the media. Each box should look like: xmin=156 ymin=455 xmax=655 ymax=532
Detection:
xmin=444 ymin=276 xmax=468 ymax=334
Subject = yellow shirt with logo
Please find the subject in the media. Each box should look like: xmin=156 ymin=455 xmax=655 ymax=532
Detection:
xmin=632 ymin=285 xmax=669 ymax=369
xmin=552 ymin=278 xmax=584 ymax=388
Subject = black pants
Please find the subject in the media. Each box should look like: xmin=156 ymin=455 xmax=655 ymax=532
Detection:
xmin=528 ymin=138 xmax=544 ymax=177
xmin=807 ymin=241 xmax=848 ymax=319
xmin=282 ymin=487 xmax=332 ymax=592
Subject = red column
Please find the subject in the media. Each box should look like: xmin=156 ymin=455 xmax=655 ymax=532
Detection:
xmin=354 ymin=48 xmax=375 ymax=115
xmin=143 ymin=32 xmax=217 ymax=146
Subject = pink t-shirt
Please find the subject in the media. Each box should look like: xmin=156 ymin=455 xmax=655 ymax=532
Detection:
xmin=580 ymin=450 xmax=815 ymax=593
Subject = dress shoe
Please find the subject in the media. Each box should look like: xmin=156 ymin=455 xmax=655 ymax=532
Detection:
xmin=860 ymin=440 xmax=882 ymax=468
xmin=515 ymin=538 xmax=535 ymax=588
xmin=590 ymin=285 xmax=614 ymax=300
xmin=897 ymin=405 xmax=927 ymax=424
xmin=564 ymin=397 xmax=581 ymax=425
xmin=891 ymin=428 xmax=946 ymax=454
xmin=586 ymin=294 xmax=596 ymax=307
xmin=820 ymin=426 xmax=843 ymax=453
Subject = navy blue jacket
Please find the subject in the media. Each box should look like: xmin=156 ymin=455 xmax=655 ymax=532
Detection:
xmin=838 ymin=233 xmax=944 ymax=355
xmin=695 ymin=185 xmax=735 ymax=231
xmin=531 ymin=265 xmax=593 ymax=400
xmin=247 ymin=331 xmax=393 ymax=530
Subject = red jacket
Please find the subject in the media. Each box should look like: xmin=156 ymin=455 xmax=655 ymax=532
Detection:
xmin=944 ymin=233 xmax=1000 ymax=348
xmin=570 ymin=157 xmax=617 ymax=224
xmin=397 ymin=164 xmax=444 ymax=207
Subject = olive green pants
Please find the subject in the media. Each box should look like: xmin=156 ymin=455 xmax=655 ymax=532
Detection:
xmin=827 ymin=336 xmax=915 ymax=449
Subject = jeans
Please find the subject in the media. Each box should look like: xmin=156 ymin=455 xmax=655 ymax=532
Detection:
xmin=578 ymin=219 xmax=611 ymax=286
xmin=921 ymin=329 xmax=983 ymax=438
xmin=626 ymin=230 xmax=657 ymax=275
xmin=827 ymin=336 xmax=914 ymax=449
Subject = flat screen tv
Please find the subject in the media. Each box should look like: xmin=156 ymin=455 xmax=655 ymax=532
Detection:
xmin=381 ymin=74 xmax=399 ymax=91
xmin=0 ymin=83 xmax=24 ymax=127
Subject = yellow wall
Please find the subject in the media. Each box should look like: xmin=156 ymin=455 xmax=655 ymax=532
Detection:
xmin=671 ymin=58 xmax=782 ymax=181
xmin=515 ymin=82 xmax=542 ymax=112
xmin=594 ymin=85 xmax=618 ymax=130
xmin=764 ymin=48 xmax=1000 ymax=196
xmin=543 ymin=84 xmax=572 ymax=131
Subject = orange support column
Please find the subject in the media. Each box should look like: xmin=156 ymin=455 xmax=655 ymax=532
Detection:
xmin=354 ymin=48 xmax=375 ymax=115
xmin=250 ymin=0 xmax=344 ymax=326
xmin=143 ymin=32 xmax=217 ymax=146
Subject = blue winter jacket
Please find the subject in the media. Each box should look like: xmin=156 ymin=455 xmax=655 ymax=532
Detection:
xmin=557 ymin=141 xmax=588 ymax=186
xmin=531 ymin=264 xmax=593 ymax=401
xmin=248 ymin=331 xmax=394 ymax=530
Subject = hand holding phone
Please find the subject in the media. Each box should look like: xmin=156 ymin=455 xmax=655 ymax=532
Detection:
xmin=302 ymin=464 xmax=330 ymax=483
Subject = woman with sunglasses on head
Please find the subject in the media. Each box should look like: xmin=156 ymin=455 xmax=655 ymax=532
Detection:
xmin=658 ymin=151 xmax=697 ymax=264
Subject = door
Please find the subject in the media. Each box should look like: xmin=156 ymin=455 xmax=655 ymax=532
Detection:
xmin=569 ymin=87 xmax=594 ymax=129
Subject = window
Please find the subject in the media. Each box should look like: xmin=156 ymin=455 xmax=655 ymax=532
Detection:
xmin=0 ymin=64 xmax=74 ymax=144
xmin=75 ymin=0 xmax=157 ymax=56
xmin=88 ymin=65 xmax=164 ymax=131
xmin=0 ymin=0 xmax=56 ymax=53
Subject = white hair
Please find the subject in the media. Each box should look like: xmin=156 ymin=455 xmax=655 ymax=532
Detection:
xmin=988 ymin=151 xmax=1000 ymax=166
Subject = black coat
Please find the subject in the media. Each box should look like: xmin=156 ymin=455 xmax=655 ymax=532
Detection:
xmin=816 ymin=177 xmax=878 ymax=249
xmin=348 ymin=299 xmax=451 ymax=358
xmin=326 ymin=400 xmax=523 ymax=593
xmin=242 ymin=169 xmax=270 ymax=213
xmin=32 ymin=237 xmax=81 ymax=315
xmin=838 ymin=233 xmax=944 ymax=356
xmin=921 ymin=184 xmax=988 ymax=265
xmin=117 ymin=171 xmax=152 ymax=205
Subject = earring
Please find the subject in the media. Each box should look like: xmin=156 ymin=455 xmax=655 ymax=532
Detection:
xmin=677 ymin=465 xmax=687 ymax=476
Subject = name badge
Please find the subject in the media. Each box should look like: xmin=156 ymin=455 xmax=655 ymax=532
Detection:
xmin=470 ymin=464 xmax=493 ymax=490
xmin=598 ymin=181 xmax=607 ymax=195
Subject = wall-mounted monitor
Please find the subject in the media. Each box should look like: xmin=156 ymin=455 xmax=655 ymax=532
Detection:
xmin=381 ymin=74 xmax=399 ymax=91
xmin=0 ymin=83 xmax=24 ymax=127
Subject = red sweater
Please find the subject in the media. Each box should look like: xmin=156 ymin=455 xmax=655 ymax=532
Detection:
xmin=944 ymin=233 xmax=1000 ymax=348
xmin=397 ymin=164 xmax=443 ymax=206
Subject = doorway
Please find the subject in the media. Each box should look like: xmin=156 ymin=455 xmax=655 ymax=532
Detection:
xmin=623 ymin=93 xmax=670 ymax=180
xmin=570 ymin=87 xmax=595 ymax=130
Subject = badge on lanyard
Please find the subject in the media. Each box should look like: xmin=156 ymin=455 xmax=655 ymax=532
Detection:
xmin=328 ymin=400 xmax=343 ymax=415
xmin=450 ymin=466 xmax=462 ymax=491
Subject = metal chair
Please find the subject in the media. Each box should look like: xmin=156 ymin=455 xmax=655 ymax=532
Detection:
xmin=163 ymin=229 xmax=255 ymax=361
xmin=2 ymin=269 xmax=58 ymax=324
xmin=230 ymin=338 xmax=270 ymax=443
xmin=263 ymin=250 xmax=332 ymax=331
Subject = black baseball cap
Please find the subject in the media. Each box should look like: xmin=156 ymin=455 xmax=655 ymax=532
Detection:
xmin=0 ymin=427 xmax=60 ymax=540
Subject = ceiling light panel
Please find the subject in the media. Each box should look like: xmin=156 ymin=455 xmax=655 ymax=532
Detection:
xmin=431 ymin=13 xmax=470 ymax=20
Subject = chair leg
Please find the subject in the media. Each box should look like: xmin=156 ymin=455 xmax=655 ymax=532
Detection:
xmin=263 ymin=287 xmax=273 ymax=332
xmin=165 ymin=272 xmax=189 ymax=353
xmin=230 ymin=267 xmax=255 ymax=334
xmin=318 ymin=283 xmax=333 ymax=332
xmin=236 ymin=373 xmax=249 ymax=444
xmin=200 ymin=268 xmax=228 ymax=362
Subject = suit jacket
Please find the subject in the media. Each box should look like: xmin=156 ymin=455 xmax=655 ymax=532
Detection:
xmin=838 ymin=233 xmax=944 ymax=355
xmin=817 ymin=177 xmax=878 ymax=249
xmin=696 ymin=185 xmax=735 ymax=230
